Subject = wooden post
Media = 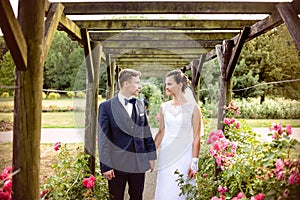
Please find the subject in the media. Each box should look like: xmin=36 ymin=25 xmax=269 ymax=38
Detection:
xmin=12 ymin=0 xmax=45 ymax=199
xmin=276 ymin=2 xmax=300 ymax=52
xmin=84 ymin=41 xmax=102 ymax=174
xmin=191 ymin=54 xmax=206 ymax=102
xmin=106 ymin=55 xmax=115 ymax=99
xmin=216 ymin=40 xmax=234 ymax=131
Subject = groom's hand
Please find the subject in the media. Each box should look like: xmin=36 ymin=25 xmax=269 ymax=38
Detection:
xmin=149 ymin=160 xmax=155 ymax=172
xmin=103 ymin=169 xmax=115 ymax=180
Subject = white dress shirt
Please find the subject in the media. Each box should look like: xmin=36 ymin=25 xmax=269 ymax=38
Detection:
xmin=118 ymin=92 xmax=134 ymax=117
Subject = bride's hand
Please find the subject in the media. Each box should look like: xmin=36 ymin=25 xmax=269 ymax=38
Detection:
xmin=187 ymin=168 xmax=197 ymax=179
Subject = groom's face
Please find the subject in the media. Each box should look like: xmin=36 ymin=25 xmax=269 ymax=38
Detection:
xmin=126 ymin=76 xmax=141 ymax=96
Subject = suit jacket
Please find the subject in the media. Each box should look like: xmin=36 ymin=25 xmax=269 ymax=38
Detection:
xmin=98 ymin=96 xmax=157 ymax=174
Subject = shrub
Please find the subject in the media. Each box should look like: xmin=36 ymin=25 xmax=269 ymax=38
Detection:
xmin=141 ymin=83 xmax=163 ymax=127
xmin=176 ymin=102 xmax=300 ymax=199
xmin=47 ymin=92 xmax=60 ymax=100
xmin=66 ymin=91 xmax=75 ymax=99
xmin=42 ymin=92 xmax=47 ymax=99
xmin=40 ymin=143 xmax=110 ymax=199
xmin=0 ymin=92 xmax=9 ymax=98
xmin=76 ymin=91 xmax=86 ymax=98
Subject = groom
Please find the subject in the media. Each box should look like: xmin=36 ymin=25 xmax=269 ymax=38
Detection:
xmin=98 ymin=69 xmax=157 ymax=200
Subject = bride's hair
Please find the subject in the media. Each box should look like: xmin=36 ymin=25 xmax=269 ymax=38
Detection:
xmin=166 ymin=69 xmax=190 ymax=92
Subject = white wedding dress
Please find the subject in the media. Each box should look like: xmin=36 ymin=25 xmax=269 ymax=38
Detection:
xmin=155 ymin=101 xmax=196 ymax=200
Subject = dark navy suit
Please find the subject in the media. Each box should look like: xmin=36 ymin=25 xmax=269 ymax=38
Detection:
xmin=98 ymin=96 xmax=157 ymax=199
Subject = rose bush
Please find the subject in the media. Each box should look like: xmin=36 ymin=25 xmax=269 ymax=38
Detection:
xmin=177 ymin=102 xmax=300 ymax=200
xmin=40 ymin=143 xmax=110 ymax=199
xmin=0 ymin=166 xmax=12 ymax=200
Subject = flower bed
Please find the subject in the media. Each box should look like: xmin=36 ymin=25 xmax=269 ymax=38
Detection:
xmin=176 ymin=102 xmax=300 ymax=200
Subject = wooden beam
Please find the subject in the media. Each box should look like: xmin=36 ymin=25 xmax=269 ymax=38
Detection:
xmin=89 ymin=31 xmax=238 ymax=41
xmin=74 ymin=19 xmax=258 ymax=30
xmin=112 ymin=54 xmax=199 ymax=59
xmin=62 ymin=2 xmax=280 ymax=15
xmin=44 ymin=3 xmax=65 ymax=58
xmin=226 ymin=27 xmax=250 ymax=80
xmin=101 ymin=40 xmax=222 ymax=49
xmin=247 ymin=9 xmax=283 ymax=41
xmin=116 ymin=57 xmax=192 ymax=63
xmin=276 ymin=2 xmax=300 ymax=52
xmin=81 ymin=29 xmax=94 ymax=83
xmin=59 ymin=11 xmax=82 ymax=42
xmin=105 ymin=48 xmax=211 ymax=56
xmin=0 ymin=0 xmax=27 ymax=70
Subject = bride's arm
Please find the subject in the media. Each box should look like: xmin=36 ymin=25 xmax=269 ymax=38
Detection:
xmin=192 ymin=105 xmax=201 ymax=158
xmin=154 ymin=106 xmax=165 ymax=150
xmin=188 ymin=105 xmax=201 ymax=178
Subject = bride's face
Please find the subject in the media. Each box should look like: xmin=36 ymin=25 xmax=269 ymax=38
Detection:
xmin=165 ymin=76 xmax=182 ymax=96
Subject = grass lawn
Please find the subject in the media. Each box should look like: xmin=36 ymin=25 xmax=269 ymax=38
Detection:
xmin=1 ymin=98 xmax=300 ymax=128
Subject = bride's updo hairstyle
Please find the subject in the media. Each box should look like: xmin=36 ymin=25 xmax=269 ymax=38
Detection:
xmin=166 ymin=69 xmax=190 ymax=92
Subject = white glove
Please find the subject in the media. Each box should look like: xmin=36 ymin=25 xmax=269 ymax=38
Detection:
xmin=190 ymin=157 xmax=199 ymax=172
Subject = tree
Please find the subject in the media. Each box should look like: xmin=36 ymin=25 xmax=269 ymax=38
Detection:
xmin=0 ymin=51 xmax=15 ymax=95
xmin=233 ymin=24 xmax=300 ymax=101
xmin=0 ymin=36 xmax=8 ymax=62
xmin=44 ymin=31 xmax=84 ymax=91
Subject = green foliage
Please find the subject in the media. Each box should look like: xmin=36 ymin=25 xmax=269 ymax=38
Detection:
xmin=48 ymin=92 xmax=60 ymax=100
xmin=234 ymin=24 xmax=300 ymax=100
xmin=199 ymin=59 xmax=220 ymax=105
xmin=204 ymin=97 xmax=300 ymax=119
xmin=66 ymin=91 xmax=75 ymax=99
xmin=1 ymin=92 xmax=9 ymax=98
xmin=140 ymin=82 xmax=163 ymax=127
xmin=0 ymin=36 xmax=8 ymax=61
xmin=233 ymin=98 xmax=300 ymax=119
xmin=76 ymin=91 xmax=86 ymax=99
xmin=44 ymin=31 xmax=84 ymax=91
xmin=0 ymin=51 xmax=15 ymax=95
xmin=40 ymin=144 xmax=110 ymax=199
xmin=42 ymin=92 xmax=47 ymax=99
xmin=176 ymin=102 xmax=300 ymax=199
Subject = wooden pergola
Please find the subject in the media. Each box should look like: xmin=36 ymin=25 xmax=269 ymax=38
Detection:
xmin=0 ymin=0 xmax=299 ymax=199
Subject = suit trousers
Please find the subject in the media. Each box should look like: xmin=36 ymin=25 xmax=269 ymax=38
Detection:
xmin=108 ymin=172 xmax=145 ymax=200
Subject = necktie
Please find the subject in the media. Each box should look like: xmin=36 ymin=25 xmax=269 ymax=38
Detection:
xmin=129 ymin=98 xmax=137 ymax=121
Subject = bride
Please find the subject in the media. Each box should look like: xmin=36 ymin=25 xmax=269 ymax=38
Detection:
xmin=154 ymin=69 xmax=202 ymax=199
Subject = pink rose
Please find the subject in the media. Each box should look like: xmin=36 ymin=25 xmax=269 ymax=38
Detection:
xmin=224 ymin=118 xmax=231 ymax=125
xmin=251 ymin=193 xmax=265 ymax=200
xmin=0 ymin=166 xmax=12 ymax=181
xmin=40 ymin=189 xmax=50 ymax=198
xmin=287 ymin=173 xmax=300 ymax=185
xmin=286 ymin=124 xmax=292 ymax=135
xmin=206 ymin=130 xmax=224 ymax=145
xmin=0 ymin=190 xmax=11 ymax=200
xmin=217 ymin=185 xmax=228 ymax=194
xmin=270 ymin=123 xmax=283 ymax=135
xmin=237 ymin=192 xmax=246 ymax=198
xmin=54 ymin=142 xmax=61 ymax=151
xmin=235 ymin=122 xmax=240 ymax=129
xmin=82 ymin=175 xmax=96 ymax=188
xmin=275 ymin=159 xmax=284 ymax=171
xmin=283 ymin=189 xmax=289 ymax=198
xmin=3 ymin=180 xmax=12 ymax=192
